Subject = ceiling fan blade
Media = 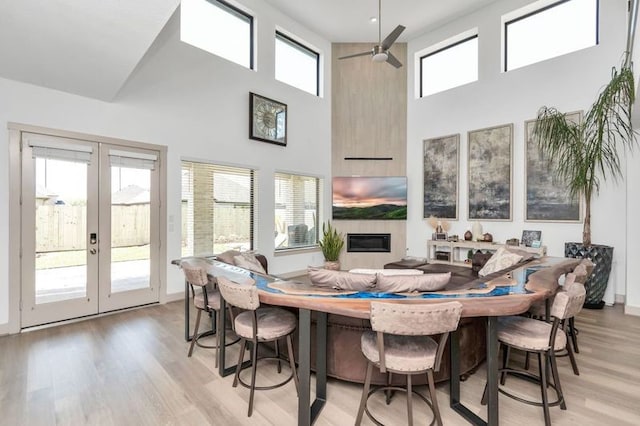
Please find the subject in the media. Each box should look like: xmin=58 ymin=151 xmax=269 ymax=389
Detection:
xmin=380 ymin=25 xmax=406 ymax=50
xmin=386 ymin=51 xmax=402 ymax=68
xmin=338 ymin=51 xmax=373 ymax=60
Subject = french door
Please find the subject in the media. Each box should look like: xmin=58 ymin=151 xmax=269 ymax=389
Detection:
xmin=21 ymin=133 xmax=161 ymax=327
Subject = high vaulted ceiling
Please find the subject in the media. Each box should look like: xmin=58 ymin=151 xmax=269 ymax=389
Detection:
xmin=0 ymin=0 xmax=498 ymax=101
xmin=263 ymin=0 xmax=499 ymax=42
xmin=0 ymin=0 xmax=180 ymax=101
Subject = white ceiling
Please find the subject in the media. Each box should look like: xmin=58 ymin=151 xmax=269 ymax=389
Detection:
xmin=0 ymin=0 xmax=180 ymax=101
xmin=264 ymin=0 xmax=499 ymax=43
xmin=0 ymin=0 xmax=498 ymax=100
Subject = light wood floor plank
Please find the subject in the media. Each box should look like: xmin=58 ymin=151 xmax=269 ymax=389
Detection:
xmin=1 ymin=302 xmax=639 ymax=425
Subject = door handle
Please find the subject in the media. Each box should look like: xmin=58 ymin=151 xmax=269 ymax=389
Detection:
xmin=90 ymin=248 xmax=97 ymax=255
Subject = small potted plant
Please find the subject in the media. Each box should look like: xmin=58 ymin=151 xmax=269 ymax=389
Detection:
xmin=319 ymin=221 xmax=345 ymax=270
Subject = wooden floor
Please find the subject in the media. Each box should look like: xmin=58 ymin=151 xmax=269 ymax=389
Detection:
xmin=1 ymin=302 xmax=639 ymax=425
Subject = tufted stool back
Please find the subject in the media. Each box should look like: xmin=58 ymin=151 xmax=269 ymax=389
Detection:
xmin=215 ymin=275 xmax=299 ymax=417
xmin=356 ymin=301 xmax=463 ymax=426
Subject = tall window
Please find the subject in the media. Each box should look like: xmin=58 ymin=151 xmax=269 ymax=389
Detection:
xmin=274 ymin=173 xmax=320 ymax=250
xmin=181 ymin=161 xmax=255 ymax=256
xmin=420 ymin=34 xmax=478 ymax=97
xmin=275 ymin=31 xmax=320 ymax=96
xmin=180 ymin=0 xmax=254 ymax=69
xmin=504 ymin=0 xmax=598 ymax=71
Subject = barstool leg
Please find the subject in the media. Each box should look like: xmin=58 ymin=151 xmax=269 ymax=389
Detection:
xmin=215 ymin=309 xmax=220 ymax=368
xmin=188 ymin=309 xmax=202 ymax=357
xmin=275 ymin=339 xmax=282 ymax=373
xmin=355 ymin=363 xmax=373 ymax=425
xmin=233 ymin=339 xmax=247 ymax=388
xmin=501 ymin=344 xmax=510 ymax=384
xmin=549 ymin=351 xmax=566 ymax=410
xmin=427 ymin=369 xmax=442 ymax=426
xmin=248 ymin=337 xmax=259 ymax=417
xmin=385 ymin=372 xmax=393 ymax=404
xmin=569 ymin=318 xmax=579 ymax=353
xmin=406 ymin=374 xmax=413 ymax=426
xmin=566 ymin=337 xmax=579 ymax=375
xmin=286 ymin=335 xmax=299 ymax=393
xmin=538 ymin=353 xmax=551 ymax=426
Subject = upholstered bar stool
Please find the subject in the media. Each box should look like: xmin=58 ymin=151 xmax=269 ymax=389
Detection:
xmin=525 ymin=259 xmax=593 ymax=375
xmin=355 ymin=301 xmax=463 ymax=426
xmin=216 ymin=275 xmax=299 ymax=417
xmin=180 ymin=258 xmax=224 ymax=364
xmin=483 ymin=273 xmax=587 ymax=425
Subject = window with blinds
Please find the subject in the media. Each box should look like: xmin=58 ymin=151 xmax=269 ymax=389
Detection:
xmin=274 ymin=172 xmax=319 ymax=250
xmin=181 ymin=161 xmax=255 ymax=256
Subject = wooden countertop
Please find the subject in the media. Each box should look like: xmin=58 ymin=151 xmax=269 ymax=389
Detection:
xmin=198 ymin=257 xmax=581 ymax=319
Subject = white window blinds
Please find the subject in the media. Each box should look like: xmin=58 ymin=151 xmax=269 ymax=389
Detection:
xmin=109 ymin=149 xmax=158 ymax=170
xmin=181 ymin=160 xmax=255 ymax=257
xmin=27 ymin=134 xmax=93 ymax=163
xmin=274 ymin=172 xmax=319 ymax=250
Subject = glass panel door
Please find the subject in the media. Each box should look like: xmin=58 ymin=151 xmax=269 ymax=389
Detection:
xmin=21 ymin=134 xmax=161 ymax=327
xmin=21 ymin=134 xmax=99 ymax=327
xmin=35 ymin=158 xmax=90 ymax=303
xmin=110 ymin=165 xmax=151 ymax=293
xmin=98 ymin=145 xmax=160 ymax=312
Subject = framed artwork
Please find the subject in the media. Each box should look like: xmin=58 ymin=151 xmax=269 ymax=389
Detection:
xmin=423 ymin=134 xmax=459 ymax=219
xmin=525 ymin=112 xmax=582 ymax=222
xmin=467 ymin=123 xmax=513 ymax=221
xmin=521 ymin=230 xmax=542 ymax=247
xmin=249 ymin=92 xmax=287 ymax=146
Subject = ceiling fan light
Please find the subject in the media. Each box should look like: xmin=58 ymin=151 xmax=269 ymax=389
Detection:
xmin=372 ymin=52 xmax=388 ymax=62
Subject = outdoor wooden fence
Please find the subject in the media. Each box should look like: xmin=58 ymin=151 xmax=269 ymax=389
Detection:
xmin=36 ymin=205 xmax=150 ymax=252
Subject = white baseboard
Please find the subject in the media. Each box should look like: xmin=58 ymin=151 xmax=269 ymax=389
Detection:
xmin=0 ymin=322 xmax=9 ymax=337
xmin=165 ymin=291 xmax=185 ymax=303
xmin=615 ymin=294 xmax=626 ymax=305
xmin=624 ymin=304 xmax=640 ymax=316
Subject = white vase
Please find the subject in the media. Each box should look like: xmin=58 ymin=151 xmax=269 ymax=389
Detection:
xmin=472 ymin=222 xmax=483 ymax=241
xmin=324 ymin=261 xmax=340 ymax=270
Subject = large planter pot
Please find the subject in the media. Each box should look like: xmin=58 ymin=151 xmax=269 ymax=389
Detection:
xmin=564 ymin=242 xmax=613 ymax=309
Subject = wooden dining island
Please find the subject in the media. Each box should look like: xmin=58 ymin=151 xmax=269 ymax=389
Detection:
xmin=203 ymin=257 xmax=582 ymax=426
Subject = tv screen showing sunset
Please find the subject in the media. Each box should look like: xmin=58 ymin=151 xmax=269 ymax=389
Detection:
xmin=332 ymin=176 xmax=407 ymax=220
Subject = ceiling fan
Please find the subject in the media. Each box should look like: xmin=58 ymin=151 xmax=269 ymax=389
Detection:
xmin=338 ymin=0 xmax=405 ymax=68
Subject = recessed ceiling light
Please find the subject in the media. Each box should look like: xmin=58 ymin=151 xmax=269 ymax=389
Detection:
xmin=369 ymin=17 xmax=377 ymax=23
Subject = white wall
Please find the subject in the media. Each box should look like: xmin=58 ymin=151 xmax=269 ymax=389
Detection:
xmin=407 ymin=0 xmax=631 ymax=306
xmin=0 ymin=1 xmax=331 ymax=328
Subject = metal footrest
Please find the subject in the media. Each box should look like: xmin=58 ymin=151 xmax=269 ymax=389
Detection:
xmin=236 ymin=355 xmax=294 ymax=391
xmin=194 ymin=329 xmax=240 ymax=349
xmin=363 ymin=385 xmax=436 ymax=426
xmin=498 ymin=368 xmax=563 ymax=408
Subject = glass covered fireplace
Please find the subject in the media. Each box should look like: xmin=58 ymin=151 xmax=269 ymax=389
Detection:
xmin=347 ymin=233 xmax=391 ymax=253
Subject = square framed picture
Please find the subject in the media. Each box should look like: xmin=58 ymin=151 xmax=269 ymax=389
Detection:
xmin=521 ymin=230 xmax=542 ymax=247
xmin=249 ymin=92 xmax=287 ymax=146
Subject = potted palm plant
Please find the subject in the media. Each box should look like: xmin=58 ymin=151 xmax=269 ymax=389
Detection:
xmin=319 ymin=221 xmax=345 ymax=270
xmin=533 ymin=59 xmax=636 ymax=308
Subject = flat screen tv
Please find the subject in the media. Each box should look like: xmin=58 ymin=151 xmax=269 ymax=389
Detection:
xmin=332 ymin=176 xmax=407 ymax=220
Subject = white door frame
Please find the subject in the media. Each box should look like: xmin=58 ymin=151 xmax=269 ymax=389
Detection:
xmin=7 ymin=123 xmax=167 ymax=332
xmin=98 ymin=143 xmax=161 ymax=312
xmin=21 ymin=134 xmax=101 ymax=327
